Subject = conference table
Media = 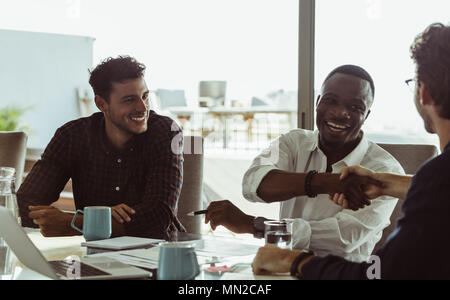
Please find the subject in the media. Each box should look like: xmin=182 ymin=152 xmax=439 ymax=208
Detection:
xmin=3 ymin=229 xmax=295 ymax=281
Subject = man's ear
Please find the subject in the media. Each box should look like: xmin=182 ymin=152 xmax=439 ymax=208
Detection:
xmin=419 ymin=82 xmax=434 ymax=106
xmin=94 ymin=95 xmax=108 ymax=113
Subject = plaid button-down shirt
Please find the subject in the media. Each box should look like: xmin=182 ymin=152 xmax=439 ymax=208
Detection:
xmin=17 ymin=111 xmax=185 ymax=239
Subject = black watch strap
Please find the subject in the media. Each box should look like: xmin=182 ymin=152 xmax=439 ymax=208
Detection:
xmin=290 ymin=250 xmax=315 ymax=279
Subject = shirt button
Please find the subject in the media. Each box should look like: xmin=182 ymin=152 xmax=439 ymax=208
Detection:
xmin=115 ymin=186 xmax=120 ymax=191
xmin=117 ymin=158 xmax=122 ymax=163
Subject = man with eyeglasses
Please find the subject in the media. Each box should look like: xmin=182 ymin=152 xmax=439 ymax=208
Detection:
xmin=252 ymin=23 xmax=450 ymax=279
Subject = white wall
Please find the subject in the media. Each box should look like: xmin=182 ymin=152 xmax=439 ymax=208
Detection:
xmin=0 ymin=29 xmax=94 ymax=149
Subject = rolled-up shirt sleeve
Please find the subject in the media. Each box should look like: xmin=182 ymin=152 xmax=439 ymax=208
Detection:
xmin=242 ymin=134 xmax=294 ymax=203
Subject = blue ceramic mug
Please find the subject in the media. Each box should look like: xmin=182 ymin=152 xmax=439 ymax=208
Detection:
xmin=71 ymin=206 xmax=112 ymax=241
xmin=157 ymin=242 xmax=200 ymax=280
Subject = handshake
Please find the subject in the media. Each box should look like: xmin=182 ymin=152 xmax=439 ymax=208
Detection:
xmin=327 ymin=165 xmax=398 ymax=211
xmin=204 ymin=165 xmax=409 ymax=235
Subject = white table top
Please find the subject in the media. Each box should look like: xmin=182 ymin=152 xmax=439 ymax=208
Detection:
xmin=3 ymin=230 xmax=295 ymax=280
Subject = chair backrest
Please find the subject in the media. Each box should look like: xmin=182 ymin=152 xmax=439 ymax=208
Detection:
xmin=177 ymin=136 xmax=204 ymax=234
xmin=378 ymin=143 xmax=439 ymax=175
xmin=156 ymin=89 xmax=187 ymax=110
xmin=0 ymin=131 xmax=28 ymax=188
xmin=372 ymin=143 xmax=439 ymax=253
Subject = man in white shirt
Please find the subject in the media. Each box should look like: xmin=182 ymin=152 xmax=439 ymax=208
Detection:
xmin=205 ymin=65 xmax=404 ymax=262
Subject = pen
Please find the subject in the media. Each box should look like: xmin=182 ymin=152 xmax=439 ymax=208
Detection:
xmin=186 ymin=209 xmax=208 ymax=216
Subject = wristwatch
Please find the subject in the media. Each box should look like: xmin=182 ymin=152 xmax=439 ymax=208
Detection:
xmin=290 ymin=250 xmax=315 ymax=279
xmin=253 ymin=217 xmax=267 ymax=239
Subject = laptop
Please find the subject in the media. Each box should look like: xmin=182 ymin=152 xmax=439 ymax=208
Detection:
xmin=0 ymin=207 xmax=152 ymax=280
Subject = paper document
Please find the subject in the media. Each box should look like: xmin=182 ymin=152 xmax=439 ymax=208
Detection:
xmin=194 ymin=238 xmax=260 ymax=257
xmin=86 ymin=236 xmax=261 ymax=272
xmin=89 ymin=248 xmax=160 ymax=269
xmin=81 ymin=236 xmax=163 ymax=250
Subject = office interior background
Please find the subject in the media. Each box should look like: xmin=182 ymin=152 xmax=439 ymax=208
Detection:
xmin=0 ymin=0 xmax=448 ymax=236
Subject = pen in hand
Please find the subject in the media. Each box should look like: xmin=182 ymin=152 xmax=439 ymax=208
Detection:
xmin=186 ymin=210 xmax=208 ymax=216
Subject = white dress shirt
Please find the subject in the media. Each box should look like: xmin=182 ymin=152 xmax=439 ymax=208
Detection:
xmin=242 ymin=129 xmax=405 ymax=262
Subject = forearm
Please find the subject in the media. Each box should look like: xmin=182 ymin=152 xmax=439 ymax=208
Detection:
xmin=256 ymin=170 xmax=307 ymax=202
xmin=300 ymin=255 xmax=369 ymax=280
xmin=376 ymin=173 xmax=412 ymax=199
xmin=17 ymin=158 xmax=70 ymax=227
xmin=17 ymin=195 xmax=52 ymax=228
xmin=256 ymin=170 xmax=341 ymax=203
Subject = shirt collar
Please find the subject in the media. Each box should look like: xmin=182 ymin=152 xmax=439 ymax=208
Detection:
xmin=310 ymin=129 xmax=369 ymax=167
xmin=305 ymin=130 xmax=320 ymax=152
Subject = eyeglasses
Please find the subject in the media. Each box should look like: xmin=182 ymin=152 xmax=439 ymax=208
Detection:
xmin=405 ymin=78 xmax=417 ymax=93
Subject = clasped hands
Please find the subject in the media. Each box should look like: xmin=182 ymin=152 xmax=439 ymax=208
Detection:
xmin=28 ymin=203 xmax=135 ymax=237
xmin=329 ymin=166 xmax=385 ymax=210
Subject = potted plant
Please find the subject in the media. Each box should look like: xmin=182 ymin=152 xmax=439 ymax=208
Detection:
xmin=0 ymin=106 xmax=31 ymax=133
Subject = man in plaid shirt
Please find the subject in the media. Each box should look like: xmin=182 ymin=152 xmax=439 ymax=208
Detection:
xmin=17 ymin=56 xmax=185 ymax=239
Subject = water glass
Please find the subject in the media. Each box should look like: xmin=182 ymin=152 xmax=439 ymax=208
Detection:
xmin=264 ymin=220 xmax=292 ymax=249
xmin=0 ymin=167 xmax=19 ymax=278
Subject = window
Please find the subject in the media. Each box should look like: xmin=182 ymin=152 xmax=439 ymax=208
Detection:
xmin=315 ymin=0 xmax=447 ymax=147
xmin=0 ymin=0 xmax=299 ymax=234
xmin=1 ymin=0 xmax=299 ymax=152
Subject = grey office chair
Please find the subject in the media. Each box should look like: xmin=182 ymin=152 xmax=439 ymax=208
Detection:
xmin=0 ymin=131 xmax=28 ymax=188
xmin=176 ymin=136 xmax=204 ymax=234
xmin=372 ymin=143 xmax=439 ymax=253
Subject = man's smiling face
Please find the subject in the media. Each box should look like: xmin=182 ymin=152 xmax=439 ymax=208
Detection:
xmin=316 ymin=73 xmax=373 ymax=148
xmin=101 ymin=77 xmax=150 ymax=139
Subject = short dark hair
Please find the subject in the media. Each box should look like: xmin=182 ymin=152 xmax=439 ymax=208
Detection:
xmin=410 ymin=23 xmax=450 ymax=119
xmin=323 ymin=64 xmax=375 ymax=99
xmin=88 ymin=55 xmax=146 ymax=100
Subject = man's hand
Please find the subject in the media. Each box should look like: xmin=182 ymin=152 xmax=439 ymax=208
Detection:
xmin=340 ymin=174 xmax=379 ymax=210
xmin=111 ymin=204 xmax=136 ymax=224
xmin=28 ymin=206 xmax=80 ymax=237
xmin=252 ymin=244 xmax=301 ymax=275
xmin=205 ymin=200 xmax=255 ymax=234
xmin=318 ymin=172 xmax=381 ymax=211
xmin=329 ymin=166 xmax=386 ymax=210
xmin=341 ymin=166 xmax=385 ymax=199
